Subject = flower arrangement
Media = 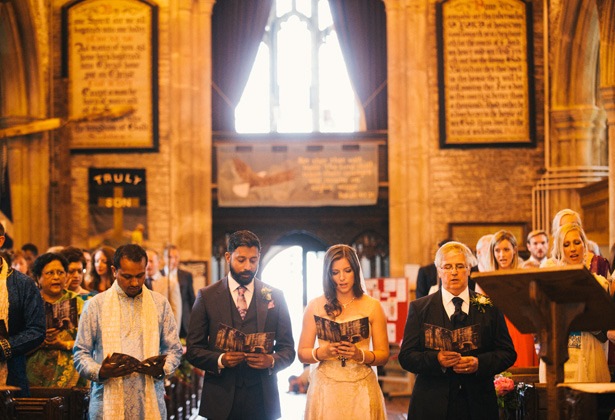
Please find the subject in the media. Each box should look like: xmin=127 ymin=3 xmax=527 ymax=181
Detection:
xmin=261 ymin=286 xmax=273 ymax=301
xmin=494 ymin=372 xmax=520 ymax=420
xmin=470 ymin=294 xmax=492 ymax=312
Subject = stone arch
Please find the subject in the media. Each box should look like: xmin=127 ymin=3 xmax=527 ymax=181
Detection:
xmin=551 ymin=0 xmax=601 ymax=109
xmin=0 ymin=0 xmax=50 ymax=249
xmin=0 ymin=0 xmax=44 ymax=119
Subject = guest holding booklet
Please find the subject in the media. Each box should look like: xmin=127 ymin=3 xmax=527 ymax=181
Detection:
xmin=298 ymin=244 xmax=389 ymax=420
xmin=73 ymin=244 xmax=182 ymax=419
xmin=399 ymin=241 xmax=516 ymax=420
xmin=26 ymin=252 xmax=87 ymax=387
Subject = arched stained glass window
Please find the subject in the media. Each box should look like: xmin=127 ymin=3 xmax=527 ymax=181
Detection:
xmin=235 ymin=0 xmax=360 ymax=133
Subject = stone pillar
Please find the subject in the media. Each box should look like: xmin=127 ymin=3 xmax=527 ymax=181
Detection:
xmin=546 ymin=0 xmax=606 ymax=226
xmin=7 ymin=135 xmax=50 ymax=249
xmin=597 ymin=0 xmax=615 ymax=246
xmin=384 ymin=0 xmax=431 ymax=276
xmin=603 ymin=87 xmax=615 ymax=246
xmin=168 ymin=0 xmax=215 ymax=282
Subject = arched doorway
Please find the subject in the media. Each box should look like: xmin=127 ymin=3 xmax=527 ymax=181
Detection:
xmin=260 ymin=231 xmax=327 ymax=393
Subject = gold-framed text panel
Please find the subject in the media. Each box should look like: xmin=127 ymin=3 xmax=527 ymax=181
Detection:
xmin=436 ymin=0 xmax=536 ymax=148
xmin=448 ymin=223 xmax=528 ymax=252
xmin=62 ymin=0 xmax=159 ymax=152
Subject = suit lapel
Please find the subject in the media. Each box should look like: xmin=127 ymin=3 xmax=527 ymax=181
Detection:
xmin=253 ymin=278 xmax=268 ymax=332
xmin=215 ymin=277 xmax=233 ymax=324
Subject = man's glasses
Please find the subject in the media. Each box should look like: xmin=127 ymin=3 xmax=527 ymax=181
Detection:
xmin=68 ymin=268 xmax=86 ymax=275
xmin=440 ymin=264 xmax=467 ymax=272
xmin=43 ymin=270 xmax=66 ymax=278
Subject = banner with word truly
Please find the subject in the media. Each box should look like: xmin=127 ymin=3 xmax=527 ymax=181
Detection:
xmin=216 ymin=143 xmax=378 ymax=207
xmin=88 ymin=168 xmax=147 ymax=248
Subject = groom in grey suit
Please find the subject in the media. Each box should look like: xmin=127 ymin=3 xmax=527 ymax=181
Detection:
xmin=186 ymin=230 xmax=295 ymax=420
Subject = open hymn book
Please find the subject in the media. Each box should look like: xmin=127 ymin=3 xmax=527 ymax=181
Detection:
xmin=215 ymin=323 xmax=275 ymax=353
xmin=424 ymin=323 xmax=481 ymax=353
xmin=314 ymin=315 xmax=370 ymax=343
xmin=106 ymin=353 xmax=167 ymax=371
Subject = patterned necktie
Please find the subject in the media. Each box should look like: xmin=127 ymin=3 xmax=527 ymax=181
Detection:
xmin=451 ymin=297 xmax=467 ymax=326
xmin=145 ymin=277 xmax=153 ymax=290
xmin=236 ymin=286 xmax=248 ymax=320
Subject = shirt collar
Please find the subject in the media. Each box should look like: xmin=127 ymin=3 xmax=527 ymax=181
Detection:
xmin=442 ymin=286 xmax=470 ymax=306
xmin=228 ymin=273 xmax=254 ymax=294
xmin=530 ymin=255 xmax=547 ymax=264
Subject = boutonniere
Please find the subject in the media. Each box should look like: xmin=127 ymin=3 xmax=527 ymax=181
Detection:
xmin=261 ymin=286 xmax=275 ymax=308
xmin=470 ymin=294 xmax=492 ymax=312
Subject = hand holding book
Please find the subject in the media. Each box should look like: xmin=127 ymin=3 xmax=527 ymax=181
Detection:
xmin=313 ymin=316 xmax=369 ymax=367
xmin=99 ymin=352 xmax=167 ymax=380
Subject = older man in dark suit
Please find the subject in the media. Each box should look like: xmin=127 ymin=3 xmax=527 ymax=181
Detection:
xmin=186 ymin=230 xmax=295 ymax=420
xmin=399 ymin=241 xmax=516 ymax=420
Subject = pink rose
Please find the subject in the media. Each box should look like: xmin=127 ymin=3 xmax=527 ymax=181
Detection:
xmin=494 ymin=376 xmax=515 ymax=397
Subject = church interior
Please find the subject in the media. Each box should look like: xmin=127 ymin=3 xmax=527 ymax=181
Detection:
xmin=1 ymin=0 xmax=615 ymax=418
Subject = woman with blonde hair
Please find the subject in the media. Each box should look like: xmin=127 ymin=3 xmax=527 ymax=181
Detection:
xmin=551 ymin=208 xmax=582 ymax=235
xmin=298 ymin=244 xmax=389 ymax=420
xmin=488 ymin=231 xmax=538 ymax=367
xmin=539 ymin=223 xmax=611 ymax=382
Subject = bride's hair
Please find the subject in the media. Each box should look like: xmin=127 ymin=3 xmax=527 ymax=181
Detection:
xmin=323 ymin=244 xmax=364 ymax=319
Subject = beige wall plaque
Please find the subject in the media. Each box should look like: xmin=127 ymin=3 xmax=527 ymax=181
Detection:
xmin=437 ymin=0 xmax=536 ymax=147
xmin=63 ymin=0 xmax=158 ymax=152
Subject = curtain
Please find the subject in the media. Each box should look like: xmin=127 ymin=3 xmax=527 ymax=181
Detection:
xmin=211 ymin=0 xmax=274 ymax=132
xmin=328 ymin=0 xmax=388 ymax=130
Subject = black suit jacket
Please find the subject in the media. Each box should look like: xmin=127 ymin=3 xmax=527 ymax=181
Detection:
xmin=185 ymin=277 xmax=295 ymax=420
xmin=415 ymin=263 xmax=478 ymax=299
xmin=399 ymin=290 xmax=516 ymax=420
xmin=161 ymin=268 xmax=195 ymax=337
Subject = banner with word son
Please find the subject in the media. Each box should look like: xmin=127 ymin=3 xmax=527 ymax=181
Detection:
xmin=217 ymin=143 xmax=378 ymax=207
xmin=88 ymin=168 xmax=147 ymax=249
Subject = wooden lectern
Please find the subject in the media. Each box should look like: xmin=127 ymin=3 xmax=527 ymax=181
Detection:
xmin=472 ymin=265 xmax=615 ymax=420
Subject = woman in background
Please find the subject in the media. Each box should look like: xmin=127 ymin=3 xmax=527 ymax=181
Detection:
xmin=298 ymin=244 xmax=389 ymax=420
xmin=539 ymin=223 xmax=611 ymax=382
xmin=488 ymin=230 xmax=539 ymax=367
xmin=10 ymin=250 xmax=29 ymax=275
xmin=26 ymin=252 xmax=86 ymax=387
xmin=87 ymin=246 xmax=114 ymax=293
xmin=60 ymin=246 xmax=97 ymax=300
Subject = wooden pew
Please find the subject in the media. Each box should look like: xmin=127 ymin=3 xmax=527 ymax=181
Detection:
xmin=12 ymin=396 xmax=65 ymax=420
xmin=28 ymin=387 xmax=89 ymax=420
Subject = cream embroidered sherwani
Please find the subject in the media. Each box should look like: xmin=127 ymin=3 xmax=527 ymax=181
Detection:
xmin=73 ymin=283 xmax=183 ymax=419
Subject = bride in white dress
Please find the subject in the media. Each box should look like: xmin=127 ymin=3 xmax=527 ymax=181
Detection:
xmin=298 ymin=244 xmax=389 ymax=420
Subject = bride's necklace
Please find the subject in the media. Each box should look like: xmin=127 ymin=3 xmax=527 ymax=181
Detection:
xmin=340 ymin=296 xmax=356 ymax=308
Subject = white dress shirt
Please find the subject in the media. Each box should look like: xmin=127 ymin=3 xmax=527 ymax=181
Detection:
xmin=441 ymin=287 xmax=470 ymax=320
xmin=217 ymin=274 xmax=255 ymax=369
xmin=227 ymin=273 xmax=254 ymax=309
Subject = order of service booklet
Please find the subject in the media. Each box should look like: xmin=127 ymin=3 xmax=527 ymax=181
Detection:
xmin=45 ymin=297 xmax=79 ymax=331
xmin=215 ymin=323 xmax=275 ymax=353
xmin=314 ymin=315 xmax=370 ymax=343
xmin=424 ymin=323 xmax=481 ymax=353
xmin=106 ymin=353 xmax=167 ymax=373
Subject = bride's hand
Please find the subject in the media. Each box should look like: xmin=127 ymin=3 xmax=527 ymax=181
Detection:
xmin=338 ymin=341 xmax=360 ymax=361
xmin=317 ymin=341 xmax=340 ymax=359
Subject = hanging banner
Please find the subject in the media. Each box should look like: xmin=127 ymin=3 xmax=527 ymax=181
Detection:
xmin=217 ymin=143 xmax=378 ymax=207
xmin=88 ymin=168 xmax=147 ymax=248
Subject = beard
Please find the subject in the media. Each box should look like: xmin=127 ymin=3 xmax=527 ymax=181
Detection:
xmin=230 ymin=265 xmax=256 ymax=286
